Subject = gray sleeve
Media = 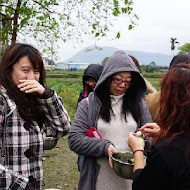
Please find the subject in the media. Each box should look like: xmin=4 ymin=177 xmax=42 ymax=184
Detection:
xmin=68 ymin=98 xmax=112 ymax=157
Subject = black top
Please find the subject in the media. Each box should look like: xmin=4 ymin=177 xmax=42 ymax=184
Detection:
xmin=133 ymin=136 xmax=190 ymax=190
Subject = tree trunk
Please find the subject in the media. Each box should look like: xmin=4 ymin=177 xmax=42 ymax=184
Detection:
xmin=12 ymin=0 xmax=21 ymax=44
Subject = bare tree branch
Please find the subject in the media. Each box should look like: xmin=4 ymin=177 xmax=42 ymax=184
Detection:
xmin=0 ymin=4 xmax=15 ymax=11
xmin=32 ymin=0 xmax=55 ymax=14
xmin=12 ymin=0 xmax=21 ymax=43
xmin=0 ymin=13 xmax=13 ymax=22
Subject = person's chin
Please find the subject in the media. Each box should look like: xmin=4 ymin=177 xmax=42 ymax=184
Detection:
xmin=114 ymin=90 xmax=124 ymax=96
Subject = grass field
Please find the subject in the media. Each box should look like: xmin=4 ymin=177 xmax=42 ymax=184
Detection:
xmin=44 ymin=137 xmax=78 ymax=189
xmin=43 ymin=71 xmax=163 ymax=189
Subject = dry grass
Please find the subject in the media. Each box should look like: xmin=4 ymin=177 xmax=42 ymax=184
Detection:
xmin=43 ymin=137 xmax=79 ymax=190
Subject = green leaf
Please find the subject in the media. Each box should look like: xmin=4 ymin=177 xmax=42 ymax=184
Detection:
xmin=95 ymin=32 xmax=100 ymax=37
xmin=113 ymin=8 xmax=120 ymax=16
xmin=116 ymin=32 xmax=120 ymax=39
xmin=121 ymin=7 xmax=127 ymax=13
xmin=92 ymin=23 xmax=97 ymax=30
xmin=125 ymin=0 xmax=129 ymax=4
xmin=128 ymin=24 xmax=133 ymax=30
xmin=114 ymin=0 xmax=119 ymax=7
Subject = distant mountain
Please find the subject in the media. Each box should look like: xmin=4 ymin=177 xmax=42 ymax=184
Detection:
xmin=65 ymin=46 xmax=173 ymax=67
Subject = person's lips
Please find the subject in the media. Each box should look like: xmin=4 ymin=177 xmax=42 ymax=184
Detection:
xmin=115 ymin=89 xmax=124 ymax=95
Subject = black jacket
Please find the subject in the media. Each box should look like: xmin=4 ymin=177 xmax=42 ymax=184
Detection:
xmin=133 ymin=136 xmax=190 ymax=190
xmin=77 ymin=64 xmax=103 ymax=104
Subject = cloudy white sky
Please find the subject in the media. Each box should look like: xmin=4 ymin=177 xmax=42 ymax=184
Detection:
xmin=56 ymin=0 xmax=190 ymax=61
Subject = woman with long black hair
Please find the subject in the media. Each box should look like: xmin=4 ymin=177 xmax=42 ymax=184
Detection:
xmin=68 ymin=51 xmax=152 ymax=190
xmin=0 ymin=43 xmax=70 ymax=189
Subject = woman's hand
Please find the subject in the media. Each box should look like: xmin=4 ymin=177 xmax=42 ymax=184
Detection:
xmin=107 ymin=144 xmax=118 ymax=168
xmin=127 ymin=132 xmax=145 ymax=153
xmin=140 ymin=123 xmax=160 ymax=138
xmin=18 ymin=79 xmax=45 ymax=95
xmin=128 ymin=132 xmax=146 ymax=171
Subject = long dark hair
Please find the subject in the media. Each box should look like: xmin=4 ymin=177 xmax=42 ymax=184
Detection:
xmin=159 ymin=64 xmax=190 ymax=140
xmin=96 ymin=72 xmax=145 ymax=123
xmin=159 ymin=64 xmax=190 ymax=165
xmin=0 ymin=43 xmax=46 ymax=123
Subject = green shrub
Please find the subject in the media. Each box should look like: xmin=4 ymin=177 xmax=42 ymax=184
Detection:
xmin=47 ymin=77 xmax=82 ymax=120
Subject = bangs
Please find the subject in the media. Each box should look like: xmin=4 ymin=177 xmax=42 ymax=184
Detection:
xmin=27 ymin=51 xmax=43 ymax=70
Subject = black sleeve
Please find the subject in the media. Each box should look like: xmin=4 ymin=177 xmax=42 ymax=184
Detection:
xmin=38 ymin=87 xmax=54 ymax=99
xmin=132 ymin=147 xmax=170 ymax=190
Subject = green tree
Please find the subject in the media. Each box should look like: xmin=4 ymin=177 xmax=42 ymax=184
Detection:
xmin=101 ymin=56 xmax=109 ymax=67
xmin=178 ymin=42 xmax=190 ymax=54
xmin=170 ymin=37 xmax=179 ymax=56
xmin=141 ymin=62 xmax=159 ymax=73
xmin=149 ymin=61 xmax=156 ymax=67
xmin=0 ymin=0 xmax=138 ymax=57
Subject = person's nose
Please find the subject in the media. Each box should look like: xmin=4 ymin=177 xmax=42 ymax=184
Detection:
xmin=119 ymin=81 xmax=127 ymax=88
xmin=88 ymin=81 xmax=94 ymax=86
xmin=89 ymin=81 xmax=96 ymax=86
xmin=26 ymin=71 xmax=35 ymax=80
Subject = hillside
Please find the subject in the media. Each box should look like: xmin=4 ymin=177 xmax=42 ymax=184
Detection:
xmin=65 ymin=46 xmax=173 ymax=66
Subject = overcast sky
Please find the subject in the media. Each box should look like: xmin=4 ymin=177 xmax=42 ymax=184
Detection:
xmin=55 ymin=0 xmax=190 ymax=61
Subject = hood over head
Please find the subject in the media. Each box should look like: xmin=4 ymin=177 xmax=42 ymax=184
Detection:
xmin=82 ymin=64 xmax=103 ymax=84
xmin=94 ymin=51 xmax=146 ymax=95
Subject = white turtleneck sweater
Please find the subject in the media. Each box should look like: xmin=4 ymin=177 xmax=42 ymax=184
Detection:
xmin=96 ymin=94 xmax=137 ymax=190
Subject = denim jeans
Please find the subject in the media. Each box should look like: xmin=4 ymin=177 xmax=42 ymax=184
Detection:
xmin=77 ymin=154 xmax=85 ymax=171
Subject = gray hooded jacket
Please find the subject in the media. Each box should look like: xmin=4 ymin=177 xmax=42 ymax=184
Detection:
xmin=68 ymin=51 xmax=152 ymax=190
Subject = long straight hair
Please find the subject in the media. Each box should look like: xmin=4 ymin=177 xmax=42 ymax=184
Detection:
xmin=158 ymin=64 xmax=190 ymax=165
xmin=96 ymin=72 xmax=145 ymax=123
xmin=0 ymin=43 xmax=47 ymax=123
xmin=159 ymin=64 xmax=190 ymax=140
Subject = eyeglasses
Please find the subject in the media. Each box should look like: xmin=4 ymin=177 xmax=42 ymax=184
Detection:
xmin=112 ymin=77 xmax=131 ymax=85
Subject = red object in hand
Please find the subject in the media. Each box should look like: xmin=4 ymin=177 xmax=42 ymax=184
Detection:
xmin=85 ymin=127 xmax=102 ymax=139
